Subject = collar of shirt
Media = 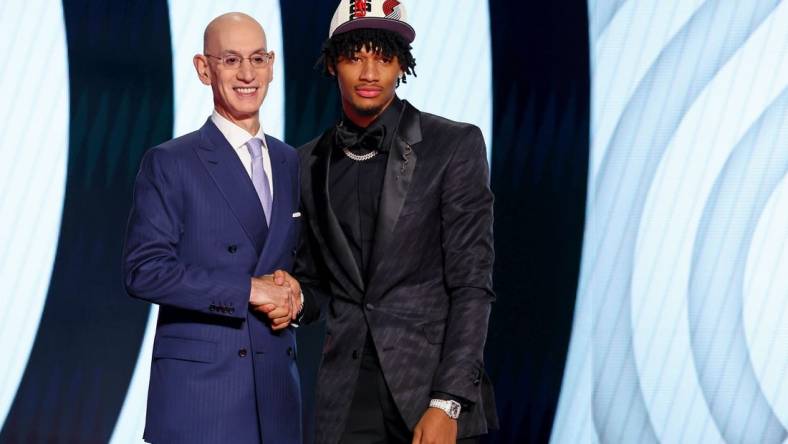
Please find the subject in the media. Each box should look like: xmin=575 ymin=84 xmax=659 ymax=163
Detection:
xmin=209 ymin=111 xmax=274 ymax=197
xmin=210 ymin=110 xmax=268 ymax=153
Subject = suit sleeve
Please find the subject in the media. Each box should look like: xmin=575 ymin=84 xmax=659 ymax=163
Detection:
xmin=431 ymin=125 xmax=496 ymax=405
xmin=122 ymin=147 xmax=251 ymax=319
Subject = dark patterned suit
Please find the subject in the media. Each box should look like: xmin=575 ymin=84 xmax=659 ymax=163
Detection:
xmin=296 ymin=101 xmax=498 ymax=443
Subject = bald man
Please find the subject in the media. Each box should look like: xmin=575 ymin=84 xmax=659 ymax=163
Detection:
xmin=123 ymin=13 xmax=303 ymax=444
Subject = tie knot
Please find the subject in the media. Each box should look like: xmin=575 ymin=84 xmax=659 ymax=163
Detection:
xmin=246 ymin=138 xmax=264 ymax=159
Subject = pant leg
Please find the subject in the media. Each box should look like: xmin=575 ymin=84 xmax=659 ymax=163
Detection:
xmin=340 ymin=348 xmax=388 ymax=444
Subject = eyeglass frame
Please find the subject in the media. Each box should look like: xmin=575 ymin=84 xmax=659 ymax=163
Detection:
xmin=204 ymin=51 xmax=274 ymax=69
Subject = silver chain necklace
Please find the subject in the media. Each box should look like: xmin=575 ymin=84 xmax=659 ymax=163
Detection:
xmin=342 ymin=147 xmax=379 ymax=162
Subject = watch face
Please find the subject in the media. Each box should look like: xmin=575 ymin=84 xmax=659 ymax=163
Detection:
xmin=449 ymin=402 xmax=461 ymax=418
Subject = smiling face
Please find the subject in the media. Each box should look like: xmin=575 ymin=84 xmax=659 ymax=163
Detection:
xmin=332 ymin=45 xmax=402 ymax=127
xmin=193 ymin=13 xmax=274 ymax=134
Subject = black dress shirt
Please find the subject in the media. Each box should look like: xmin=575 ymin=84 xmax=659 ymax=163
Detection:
xmin=328 ymin=97 xmax=404 ymax=280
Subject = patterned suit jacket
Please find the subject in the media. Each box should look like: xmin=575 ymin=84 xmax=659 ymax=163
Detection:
xmin=296 ymin=101 xmax=498 ymax=444
xmin=123 ymin=119 xmax=302 ymax=444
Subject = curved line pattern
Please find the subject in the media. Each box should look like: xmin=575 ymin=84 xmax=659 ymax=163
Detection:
xmin=743 ymin=175 xmax=788 ymax=432
xmin=587 ymin=1 xmax=780 ymax=442
xmin=687 ymin=87 xmax=788 ymax=444
xmin=551 ymin=1 xmax=707 ymax=441
xmin=629 ymin=2 xmax=788 ymax=441
xmin=591 ymin=0 xmax=706 ymax=179
xmin=0 ymin=0 xmax=69 ymax=429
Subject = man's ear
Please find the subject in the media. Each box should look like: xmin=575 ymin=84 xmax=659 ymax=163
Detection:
xmin=193 ymin=54 xmax=211 ymax=86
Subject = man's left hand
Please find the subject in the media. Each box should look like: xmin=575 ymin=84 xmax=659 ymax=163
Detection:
xmin=412 ymin=408 xmax=457 ymax=444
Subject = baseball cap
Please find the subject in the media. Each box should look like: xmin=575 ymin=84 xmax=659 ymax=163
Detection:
xmin=329 ymin=0 xmax=416 ymax=43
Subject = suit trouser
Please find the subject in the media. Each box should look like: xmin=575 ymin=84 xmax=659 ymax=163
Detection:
xmin=340 ymin=339 xmax=480 ymax=444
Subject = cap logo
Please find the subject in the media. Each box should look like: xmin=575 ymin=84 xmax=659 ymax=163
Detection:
xmin=383 ymin=0 xmax=402 ymax=18
xmin=350 ymin=0 xmax=372 ymax=19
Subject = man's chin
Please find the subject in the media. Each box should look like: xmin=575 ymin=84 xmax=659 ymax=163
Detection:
xmin=353 ymin=103 xmax=385 ymax=117
xmin=224 ymin=106 xmax=261 ymax=121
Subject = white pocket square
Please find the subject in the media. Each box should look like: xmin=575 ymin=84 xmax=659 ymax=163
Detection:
xmin=292 ymin=212 xmax=302 ymax=218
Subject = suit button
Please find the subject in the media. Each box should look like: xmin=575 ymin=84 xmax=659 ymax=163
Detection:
xmin=292 ymin=248 xmax=297 ymax=256
xmin=287 ymin=347 xmax=294 ymax=357
xmin=238 ymin=348 xmax=248 ymax=358
xmin=227 ymin=245 xmax=238 ymax=254
xmin=228 ymin=307 xmax=235 ymax=314
xmin=209 ymin=304 xmax=216 ymax=312
xmin=366 ymin=303 xmax=374 ymax=310
xmin=352 ymin=350 xmax=359 ymax=360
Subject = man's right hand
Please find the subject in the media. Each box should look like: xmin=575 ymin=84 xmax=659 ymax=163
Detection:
xmin=249 ymin=276 xmax=293 ymax=330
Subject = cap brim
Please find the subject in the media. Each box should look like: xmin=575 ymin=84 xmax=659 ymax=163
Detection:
xmin=333 ymin=18 xmax=415 ymax=43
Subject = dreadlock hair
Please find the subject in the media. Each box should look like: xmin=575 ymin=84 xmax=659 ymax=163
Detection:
xmin=317 ymin=28 xmax=417 ymax=87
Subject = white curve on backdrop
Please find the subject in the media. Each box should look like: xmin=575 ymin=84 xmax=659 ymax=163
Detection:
xmin=0 ymin=0 xmax=69 ymax=431
xmin=109 ymin=2 xmax=285 ymax=443
xmin=591 ymin=1 xmax=779 ymax=440
xmin=552 ymin=0 xmax=787 ymax=442
xmin=686 ymin=87 xmax=788 ymax=444
xmin=550 ymin=1 xmax=706 ymax=439
xmin=591 ymin=0 xmax=705 ymax=180
xmin=631 ymin=3 xmax=788 ymax=442
xmin=744 ymin=175 xmax=788 ymax=432
xmin=396 ymin=0 xmax=493 ymax=162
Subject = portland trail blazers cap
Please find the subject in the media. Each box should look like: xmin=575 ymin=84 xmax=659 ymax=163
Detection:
xmin=329 ymin=0 xmax=416 ymax=43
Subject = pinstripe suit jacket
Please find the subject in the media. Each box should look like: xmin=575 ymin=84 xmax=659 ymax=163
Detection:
xmin=123 ymin=120 xmax=302 ymax=444
xmin=296 ymin=101 xmax=498 ymax=443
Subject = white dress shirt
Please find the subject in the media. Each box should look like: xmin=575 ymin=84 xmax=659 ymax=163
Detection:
xmin=210 ymin=111 xmax=274 ymax=196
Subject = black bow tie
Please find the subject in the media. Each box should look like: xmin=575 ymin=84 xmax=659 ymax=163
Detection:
xmin=335 ymin=124 xmax=386 ymax=153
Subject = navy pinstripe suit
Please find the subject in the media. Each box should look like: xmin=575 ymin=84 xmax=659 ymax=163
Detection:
xmin=123 ymin=120 xmax=302 ymax=444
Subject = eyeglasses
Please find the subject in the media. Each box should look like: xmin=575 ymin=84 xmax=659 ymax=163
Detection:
xmin=205 ymin=52 xmax=273 ymax=69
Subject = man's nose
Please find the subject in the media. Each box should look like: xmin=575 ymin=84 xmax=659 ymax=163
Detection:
xmin=236 ymin=60 xmax=256 ymax=82
xmin=359 ymin=60 xmax=379 ymax=82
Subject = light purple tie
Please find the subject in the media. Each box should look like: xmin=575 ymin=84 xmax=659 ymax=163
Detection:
xmin=246 ymin=138 xmax=272 ymax=225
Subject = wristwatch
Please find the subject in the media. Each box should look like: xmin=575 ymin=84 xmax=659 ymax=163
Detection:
xmin=429 ymin=399 xmax=461 ymax=419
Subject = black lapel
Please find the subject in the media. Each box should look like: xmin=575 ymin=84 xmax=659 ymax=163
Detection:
xmin=310 ymin=129 xmax=366 ymax=294
xmin=194 ymin=119 xmax=268 ymax=254
xmin=368 ymin=101 xmax=422 ymax=282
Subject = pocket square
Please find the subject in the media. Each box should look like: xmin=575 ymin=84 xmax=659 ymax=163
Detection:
xmin=292 ymin=212 xmax=302 ymax=218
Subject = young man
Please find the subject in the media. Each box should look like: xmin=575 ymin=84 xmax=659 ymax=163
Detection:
xmin=123 ymin=13 xmax=302 ymax=444
xmin=292 ymin=2 xmax=498 ymax=443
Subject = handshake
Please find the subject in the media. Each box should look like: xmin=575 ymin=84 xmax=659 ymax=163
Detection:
xmin=248 ymin=270 xmax=302 ymax=331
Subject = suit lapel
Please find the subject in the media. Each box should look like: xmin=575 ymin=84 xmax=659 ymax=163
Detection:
xmin=255 ymin=136 xmax=290 ymax=271
xmin=310 ymin=130 xmax=366 ymax=294
xmin=194 ymin=119 xmax=268 ymax=254
xmin=368 ymin=102 xmax=423 ymax=284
